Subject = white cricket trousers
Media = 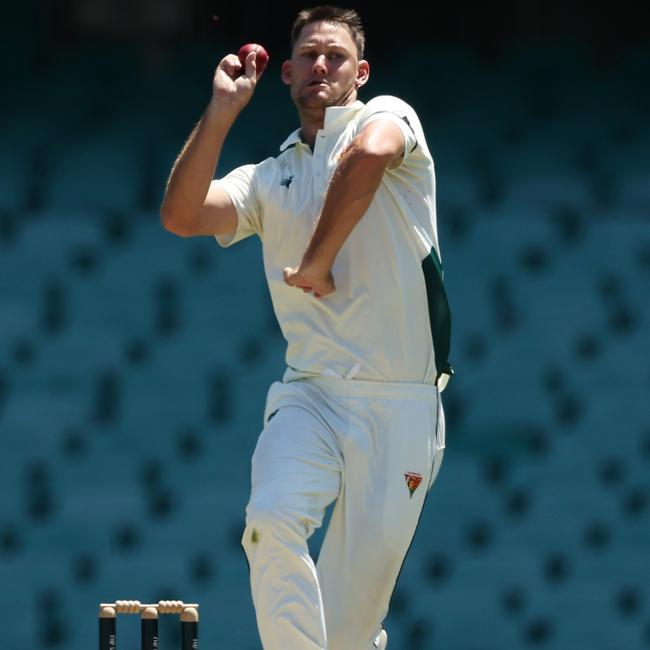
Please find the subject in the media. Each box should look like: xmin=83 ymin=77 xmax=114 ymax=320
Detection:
xmin=241 ymin=374 xmax=445 ymax=650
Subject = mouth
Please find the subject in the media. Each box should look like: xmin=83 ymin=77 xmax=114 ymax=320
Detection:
xmin=307 ymin=80 xmax=328 ymax=87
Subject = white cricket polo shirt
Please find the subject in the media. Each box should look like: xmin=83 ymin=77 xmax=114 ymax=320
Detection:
xmin=215 ymin=95 xmax=452 ymax=386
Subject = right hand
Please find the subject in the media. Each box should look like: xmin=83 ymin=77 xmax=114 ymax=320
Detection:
xmin=283 ymin=262 xmax=336 ymax=299
xmin=211 ymin=50 xmax=258 ymax=113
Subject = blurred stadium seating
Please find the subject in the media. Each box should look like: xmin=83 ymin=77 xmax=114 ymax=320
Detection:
xmin=1 ymin=34 xmax=648 ymax=650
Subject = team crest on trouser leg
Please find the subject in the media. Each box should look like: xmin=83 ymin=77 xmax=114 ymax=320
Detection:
xmin=404 ymin=472 xmax=423 ymax=498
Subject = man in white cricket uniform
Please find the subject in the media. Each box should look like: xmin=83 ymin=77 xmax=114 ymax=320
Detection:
xmin=161 ymin=6 xmax=452 ymax=650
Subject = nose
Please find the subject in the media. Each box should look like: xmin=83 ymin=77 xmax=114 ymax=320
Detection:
xmin=312 ymin=54 xmax=327 ymax=75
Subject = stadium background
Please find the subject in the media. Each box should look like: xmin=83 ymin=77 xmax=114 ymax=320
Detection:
xmin=1 ymin=1 xmax=649 ymax=648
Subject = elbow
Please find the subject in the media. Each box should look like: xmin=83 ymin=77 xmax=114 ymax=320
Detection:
xmin=160 ymin=204 xmax=193 ymax=237
xmin=343 ymin=147 xmax=395 ymax=181
xmin=346 ymin=137 xmax=397 ymax=170
xmin=348 ymin=126 xmax=403 ymax=167
xmin=361 ymin=142 xmax=399 ymax=163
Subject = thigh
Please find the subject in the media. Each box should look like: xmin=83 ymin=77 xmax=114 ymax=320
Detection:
xmin=317 ymin=392 xmax=442 ymax=648
xmin=429 ymin=397 xmax=445 ymax=489
xmin=248 ymin=403 xmax=343 ymax=537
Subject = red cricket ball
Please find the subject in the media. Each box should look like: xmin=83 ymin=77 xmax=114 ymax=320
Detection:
xmin=238 ymin=43 xmax=269 ymax=80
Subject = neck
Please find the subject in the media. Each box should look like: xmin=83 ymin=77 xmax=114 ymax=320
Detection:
xmin=298 ymin=107 xmax=325 ymax=148
xmin=296 ymin=91 xmax=359 ymax=148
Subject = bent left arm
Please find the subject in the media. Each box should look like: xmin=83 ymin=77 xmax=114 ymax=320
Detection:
xmin=283 ymin=119 xmax=405 ymax=297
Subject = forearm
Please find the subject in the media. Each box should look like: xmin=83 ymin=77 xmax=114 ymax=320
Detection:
xmin=161 ymin=102 xmax=238 ymax=221
xmin=303 ymin=146 xmax=390 ymax=269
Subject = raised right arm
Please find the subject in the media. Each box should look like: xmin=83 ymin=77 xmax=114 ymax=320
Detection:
xmin=160 ymin=50 xmax=259 ymax=238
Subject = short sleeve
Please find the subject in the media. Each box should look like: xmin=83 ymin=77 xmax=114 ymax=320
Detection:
xmin=214 ymin=164 xmax=262 ymax=247
xmin=355 ymin=95 xmax=420 ymax=164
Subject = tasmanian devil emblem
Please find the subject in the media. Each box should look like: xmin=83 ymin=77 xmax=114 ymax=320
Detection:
xmin=404 ymin=472 xmax=423 ymax=498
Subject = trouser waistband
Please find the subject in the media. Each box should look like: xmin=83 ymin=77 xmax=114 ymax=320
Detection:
xmin=283 ymin=367 xmax=438 ymax=400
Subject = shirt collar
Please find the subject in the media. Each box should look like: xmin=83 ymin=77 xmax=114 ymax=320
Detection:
xmin=279 ymin=100 xmax=365 ymax=152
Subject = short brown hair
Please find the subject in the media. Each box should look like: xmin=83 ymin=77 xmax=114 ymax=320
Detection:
xmin=291 ymin=6 xmax=365 ymax=59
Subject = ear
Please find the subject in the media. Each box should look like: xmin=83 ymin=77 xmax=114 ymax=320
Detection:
xmin=281 ymin=60 xmax=292 ymax=85
xmin=355 ymin=59 xmax=370 ymax=88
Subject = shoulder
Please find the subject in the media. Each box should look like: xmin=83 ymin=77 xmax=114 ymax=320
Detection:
xmin=355 ymin=95 xmax=423 ymax=135
xmin=358 ymin=95 xmax=419 ymax=120
xmin=216 ymin=157 xmax=281 ymax=207
xmin=362 ymin=95 xmax=415 ymax=112
xmin=253 ymin=155 xmax=282 ymax=175
xmin=221 ymin=156 xmax=278 ymax=183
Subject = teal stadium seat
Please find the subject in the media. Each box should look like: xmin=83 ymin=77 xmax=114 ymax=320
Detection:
xmin=43 ymin=139 xmax=143 ymax=212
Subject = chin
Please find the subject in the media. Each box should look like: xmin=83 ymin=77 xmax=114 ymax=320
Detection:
xmin=297 ymin=94 xmax=331 ymax=109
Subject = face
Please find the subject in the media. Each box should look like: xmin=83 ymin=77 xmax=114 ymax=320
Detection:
xmin=281 ymin=21 xmax=369 ymax=110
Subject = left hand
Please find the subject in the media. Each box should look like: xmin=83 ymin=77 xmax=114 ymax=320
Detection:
xmin=283 ymin=263 xmax=335 ymax=298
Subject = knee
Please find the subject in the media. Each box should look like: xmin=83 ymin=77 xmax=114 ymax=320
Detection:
xmin=242 ymin=498 xmax=310 ymax=549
